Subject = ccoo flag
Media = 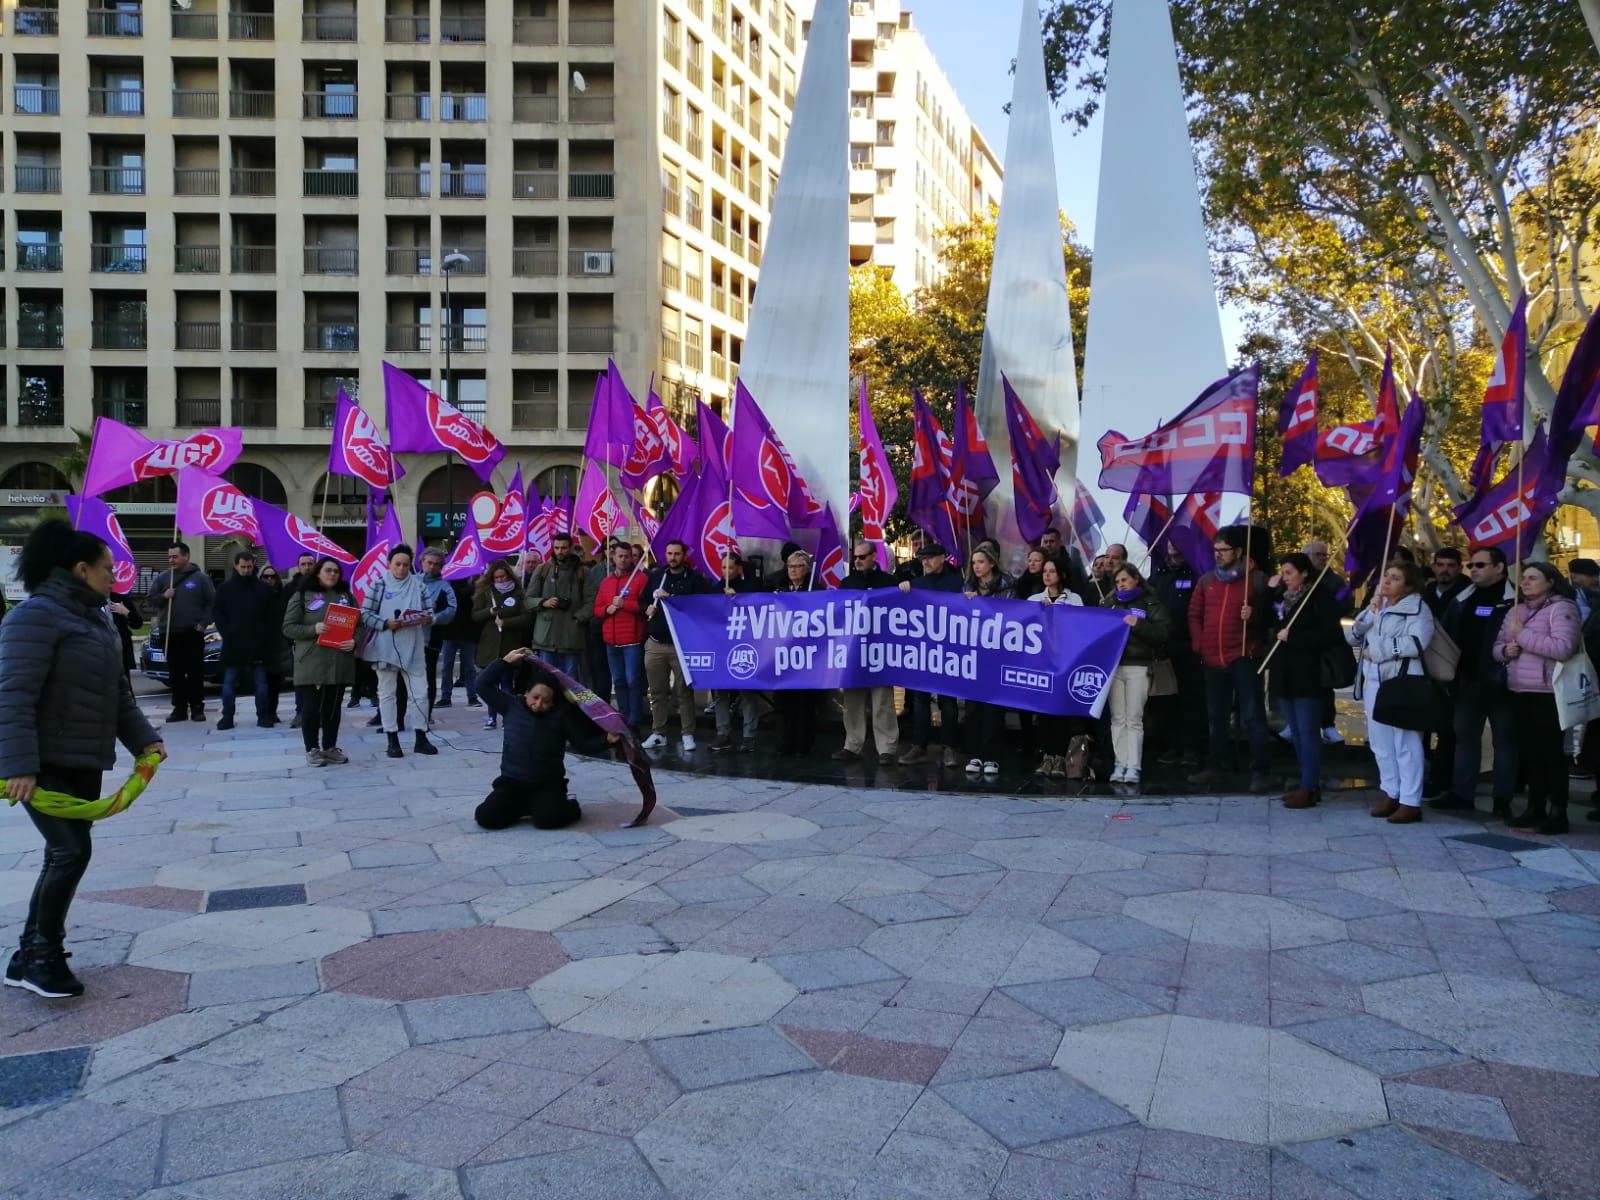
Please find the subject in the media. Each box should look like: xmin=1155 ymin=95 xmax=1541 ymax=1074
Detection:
xmin=1480 ymin=292 xmax=1527 ymax=445
xmin=1277 ymin=353 xmax=1319 ymax=478
xmin=1098 ymin=365 xmax=1259 ymax=497
xmin=856 ymin=377 xmax=897 ymax=543
xmin=82 ymin=417 xmax=243 ymax=499
xmin=908 ymin=390 xmax=959 ymax=555
xmin=383 ymin=362 xmax=505 ymax=482
xmin=1003 ymin=375 xmax=1063 ymax=545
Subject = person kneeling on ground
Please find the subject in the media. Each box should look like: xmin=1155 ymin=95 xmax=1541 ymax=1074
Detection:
xmin=473 ymin=647 xmax=621 ymax=831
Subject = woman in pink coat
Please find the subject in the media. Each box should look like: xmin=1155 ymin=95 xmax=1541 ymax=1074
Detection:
xmin=1493 ymin=562 xmax=1582 ymax=834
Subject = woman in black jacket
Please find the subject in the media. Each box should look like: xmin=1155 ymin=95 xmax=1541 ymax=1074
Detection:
xmin=771 ymin=551 xmax=819 ymax=755
xmin=1271 ymin=552 xmax=1348 ymax=809
xmin=109 ymin=590 xmax=144 ymax=683
xmin=0 ymin=521 xmax=165 ymax=999
xmin=963 ymin=549 xmax=1013 ymax=775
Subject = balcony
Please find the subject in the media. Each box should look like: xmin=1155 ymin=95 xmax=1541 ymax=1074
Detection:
xmin=14 ymin=8 xmax=60 ymax=36
xmin=304 ymin=246 xmax=359 ymax=274
xmin=175 ymin=398 xmax=223 ymax=426
xmin=14 ymin=85 xmax=61 ymax=114
xmin=386 ymin=324 xmax=429 ymax=353
xmin=711 ymin=219 xmax=726 ymax=246
xmin=88 ymin=7 xmax=143 ymax=36
xmin=386 ymin=168 xmax=431 ymax=197
xmin=92 ymin=243 xmax=148 ymax=272
xmin=512 ymin=16 xmax=556 ymax=43
xmin=89 ymin=165 xmax=146 ymax=195
xmin=568 ymin=18 xmax=614 ymax=44
xmin=175 ymin=244 xmax=220 ymax=273
xmin=730 ymin=295 xmax=746 ymax=321
xmin=173 ymin=88 xmax=220 ymax=118
xmin=661 ymin=333 xmax=681 ymax=363
xmin=711 ymin=353 xmax=728 ymax=381
xmin=439 ymin=14 xmax=486 ymax=42
xmin=227 ymin=10 xmax=274 ymax=38
xmin=303 ymin=91 xmax=357 ymax=120
xmin=231 ymin=320 xmax=276 ymax=351
xmin=661 ymin=261 xmax=681 ymax=290
xmin=229 ymin=166 xmax=275 ymax=195
xmin=513 ymin=248 xmax=559 ymax=276
xmin=569 ymin=248 xmax=614 ymax=275
xmin=92 ymin=321 xmax=148 ymax=350
xmin=512 ymin=398 xmax=556 ymax=429
xmin=685 ymin=274 xmax=704 ymax=301
xmin=230 ymin=245 xmax=275 ymax=272
xmin=305 ymin=322 xmax=359 ymax=352
xmin=439 ymin=93 xmax=487 ymax=122
xmin=304 ymin=168 xmax=359 ymax=197
xmin=172 ymin=9 xmax=218 ymax=38
xmin=513 ymin=170 xmax=559 ymax=199
xmin=232 ymin=398 xmax=276 ymax=427
xmin=443 ymin=246 xmax=488 ymax=274
xmin=15 ymin=165 xmax=62 ymax=193
xmin=229 ymin=89 xmax=274 ymax=118
xmin=570 ymin=171 xmax=615 ymax=200
xmin=568 ymin=95 xmax=614 ymax=123
xmin=174 ymin=166 xmax=220 ymax=195
xmin=96 ymin=399 xmax=148 ymax=425
xmin=175 ymin=321 xmax=222 ymax=351
xmin=18 ymin=396 xmax=66 ymax=427
xmin=89 ymin=87 xmax=145 ymax=116
xmin=17 ymin=241 xmax=64 ymax=271
xmin=440 ymin=170 xmax=486 ymax=198
xmin=663 ymin=115 xmax=681 ymax=143
xmin=663 ymin=38 xmax=682 ymax=69
xmin=303 ymin=400 xmax=337 ymax=427
xmin=302 ymin=13 xmax=356 ymax=40
xmin=747 ymin=242 xmax=762 ymax=266
xmin=568 ymin=325 xmax=615 ymax=353
xmin=385 ymin=15 xmax=428 ymax=41
xmin=512 ymin=325 xmax=557 ymax=353
xmin=443 ymin=324 xmax=488 ymax=353
xmin=512 ymin=95 xmax=557 ymax=122
xmin=386 ymin=246 xmax=430 ymax=274
xmin=386 ymin=93 xmax=430 ymax=120
xmin=729 ymin=229 xmax=746 ymax=259
xmin=17 ymin=319 xmax=65 ymax=349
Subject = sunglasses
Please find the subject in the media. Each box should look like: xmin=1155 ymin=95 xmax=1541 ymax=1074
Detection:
xmin=851 ymin=553 xmax=873 ymax=560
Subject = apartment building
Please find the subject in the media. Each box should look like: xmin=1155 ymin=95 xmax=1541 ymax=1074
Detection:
xmin=844 ymin=2 xmax=1002 ymax=294
xmin=0 ymin=0 xmax=809 ymax=562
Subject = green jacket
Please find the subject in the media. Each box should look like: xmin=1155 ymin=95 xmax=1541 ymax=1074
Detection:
xmin=474 ymin=581 xmax=533 ymax=667
xmin=282 ymin=584 xmax=359 ymax=687
xmin=526 ymin=557 xmax=595 ymax=654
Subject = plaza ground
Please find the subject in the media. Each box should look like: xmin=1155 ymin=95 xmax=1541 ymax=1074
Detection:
xmin=1 ymin=689 xmax=1597 ymax=1199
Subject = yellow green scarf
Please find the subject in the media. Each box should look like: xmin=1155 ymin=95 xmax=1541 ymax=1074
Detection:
xmin=4 ymin=754 xmax=162 ymax=820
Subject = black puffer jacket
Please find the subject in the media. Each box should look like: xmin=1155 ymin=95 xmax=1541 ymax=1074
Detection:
xmin=0 ymin=570 xmax=159 ymax=777
xmin=475 ymin=659 xmax=609 ymax=782
xmin=214 ymin=572 xmax=279 ymax=667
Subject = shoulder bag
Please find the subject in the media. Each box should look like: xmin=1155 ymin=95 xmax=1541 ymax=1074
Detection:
xmin=1372 ymin=660 xmax=1442 ymax=732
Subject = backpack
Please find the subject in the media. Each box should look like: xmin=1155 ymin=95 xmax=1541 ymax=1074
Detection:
xmin=1422 ymin=625 xmax=1459 ymax=683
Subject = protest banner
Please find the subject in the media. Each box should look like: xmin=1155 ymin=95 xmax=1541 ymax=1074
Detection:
xmin=662 ymin=591 xmax=1132 ymax=717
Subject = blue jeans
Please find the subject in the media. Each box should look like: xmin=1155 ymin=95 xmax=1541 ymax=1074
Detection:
xmin=1203 ymin=658 xmax=1270 ymax=772
xmin=539 ymin=650 xmax=582 ymax=678
xmin=221 ymin=663 xmax=270 ymax=722
xmin=438 ymin=639 xmax=478 ymax=701
xmin=1282 ymin=696 xmax=1323 ymax=790
xmin=606 ymin=643 xmax=646 ymax=728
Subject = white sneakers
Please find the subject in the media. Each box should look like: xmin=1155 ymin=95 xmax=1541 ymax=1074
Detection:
xmin=982 ymin=761 xmax=1000 ymax=776
xmin=1110 ymin=765 xmax=1142 ymax=785
xmin=641 ymin=733 xmax=666 ymax=750
xmin=965 ymin=758 xmax=983 ymax=773
xmin=681 ymin=735 xmax=697 ymax=752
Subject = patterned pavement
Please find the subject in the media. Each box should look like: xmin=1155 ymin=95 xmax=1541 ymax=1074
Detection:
xmin=1 ymin=701 xmax=1598 ymax=1200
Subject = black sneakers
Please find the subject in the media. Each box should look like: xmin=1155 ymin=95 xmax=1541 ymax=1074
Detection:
xmin=414 ymin=731 xmax=438 ymax=756
xmin=4 ymin=950 xmax=85 ymax=999
xmin=216 ymin=716 xmax=235 ymax=731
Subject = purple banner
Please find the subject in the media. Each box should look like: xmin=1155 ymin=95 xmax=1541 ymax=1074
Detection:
xmin=662 ymin=591 xmax=1133 ymax=717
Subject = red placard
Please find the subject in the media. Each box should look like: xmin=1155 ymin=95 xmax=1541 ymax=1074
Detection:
xmin=316 ymin=603 xmax=360 ymax=649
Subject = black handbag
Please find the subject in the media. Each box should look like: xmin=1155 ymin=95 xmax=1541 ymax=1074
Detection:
xmin=1318 ymin=643 xmax=1357 ymax=690
xmin=1372 ymin=666 xmax=1441 ymax=732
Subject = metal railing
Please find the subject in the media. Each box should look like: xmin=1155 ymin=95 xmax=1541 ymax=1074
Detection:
xmin=14 ymin=8 xmax=60 ymax=35
xmin=386 ymin=93 xmax=430 ymax=120
xmin=173 ymin=89 xmax=220 ymax=118
xmin=175 ymin=398 xmax=223 ymax=426
xmin=95 ymin=399 xmax=148 ymax=425
xmin=17 ymin=319 xmax=65 ymax=348
xmin=88 ymin=7 xmax=142 ymax=36
xmin=92 ymin=321 xmax=148 ymax=350
xmin=14 ymin=85 xmax=61 ymax=114
xmin=174 ymin=166 xmax=220 ymax=195
xmin=711 ymin=219 xmax=726 ymax=246
xmin=15 ymin=165 xmax=61 ymax=192
xmin=569 ymin=171 xmax=615 ymax=199
xmin=232 ymin=398 xmax=276 ymax=427
xmin=17 ymin=241 xmax=64 ymax=271
xmin=230 ymin=245 xmax=275 ymax=272
xmin=229 ymin=166 xmax=275 ymax=195
xmin=89 ymin=87 xmax=145 ymax=116
xmin=386 ymin=324 xmax=430 ymax=353
xmin=512 ymin=325 xmax=558 ymax=353
xmin=568 ymin=325 xmax=615 ymax=353
xmin=443 ymin=247 xmax=488 ymax=274
xmin=512 ymin=399 xmax=558 ymax=430
xmin=174 ymin=244 xmax=220 ymax=273
xmin=89 ymin=166 xmax=146 ymax=194
xmin=568 ymin=18 xmax=614 ymax=43
xmin=303 ymin=401 xmax=338 ymax=428
xmin=663 ymin=115 xmax=682 ymax=143
xmin=569 ymin=248 xmax=614 ymax=275
xmin=747 ymin=242 xmax=762 ymax=266
xmin=91 ymin=243 xmax=148 ymax=272
xmin=513 ymin=170 xmax=559 ymax=199
xmin=175 ymin=321 xmax=223 ymax=351
xmin=305 ymin=322 xmax=359 ymax=352
xmin=684 ymin=201 xmax=703 ymax=228
xmin=684 ymin=274 xmax=704 ymax=301
xmin=443 ymin=323 xmax=488 ymax=353
xmin=303 ymin=168 xmax=359 ymax=197
xmin=304 ymin=246 xmax=359 ymax=274
xmin=229 ymin=89 xmax=274 ymax=118
xmin=172 ymin=10 xmax=218 ymax=38
xmin=303 ymin=91 xmax=358 ymax=119
xmin=439 ymin=93 xmax=487 ymax=122
xmin=18 ymin=397 xmax=66 ymax=428
xmin=301 ymin=13 xmax=356 ymax=40
xmin=440 ymin=169 xmax=487 ymax=198
xmin=386 ymin=168 xmax=431 ymax=197
xmin=512 ymin=95 xmax=557 ymax=121
xmin=513 ymin=248 xmax=559 ymax=276
xmin=687 ymin=61 xmax=703 ymax=88
xmin=386 ymin=246 xmax=430 ymax=274
xmin=439 ymin=14 xmax=486 ymax=42
xmin=385 ymin=15 xmax=428 ymax=41
xmin=513 ymin=15 xmax=556 ymax=43
xmin=661 ymin=261 xmax=681 ymax=290
xmin=227 ymin=10 xmax=274 ymax=38
xmin=661 ymin=333 xmax=682 ymax=363
xmin=568 ymin=95 xmax=614 ymax=123
xmin=230 ymin=320 xmax=276 ymax=351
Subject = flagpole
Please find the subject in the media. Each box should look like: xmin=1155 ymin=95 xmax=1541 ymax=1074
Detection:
xmin=1134 ymin=509 xmax=1181 ymax=574
xmin=317 ymin=470 xmax=331 ymax=536
xmin=1258 ymin=512 xmax=1360 ymax=674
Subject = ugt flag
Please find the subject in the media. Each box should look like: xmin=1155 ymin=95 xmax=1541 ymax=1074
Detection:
xmin=573 ymin=459 xmax=629 ymax=551
xmin=442 ymin=519 xmax=488 ymax=581
xmin=252 ymin=500 xmax=357 ymax=572
xmin=330 ymin=388 xmax=404 ymax=491
xmin=383 ymin=362 xmax=505 ymax=482
xmin=65 ymin=494 xmax=139 ymax=592
xmin=175 ymin=467 xmax=260 ymax=540
xmin=1098 ymin=365 xmax=1258 ymax=498
xmin=82 ymin=417 xmax=243 ymax=499
xmin=481 ymin=466 xmax=527 ymax=557
xmin=1278 ymin=353 xmax=1319 ymax=478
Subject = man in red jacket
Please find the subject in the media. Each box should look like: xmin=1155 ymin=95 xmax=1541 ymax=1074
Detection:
xmin=592 ymin=543 xmax=648 ymax=732
xmin=1187 ymin=526 xmax=1275 ymax=792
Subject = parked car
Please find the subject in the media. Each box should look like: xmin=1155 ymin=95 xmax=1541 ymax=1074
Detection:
xmin=139 ymin=622 xmax=224 ymax=688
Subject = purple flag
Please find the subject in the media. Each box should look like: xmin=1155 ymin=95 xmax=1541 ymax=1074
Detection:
xmin=952 ymin=383 xmax=998 ymax=541
xmin=908 ymin=390 xmax=959 ymax=553
xmin=1120 ymin=491 xmax=1168 ymax=551
xmin=1455 ymin=422 xmax=1562 ymax=559
xmin=581 ymin=361 xmax=637 ymax=466
xmin=1067 ymin=482 xmax=1107 ymax=561
xmin=696 ymin=399 xmax=732 ymax=470
xmin=366 ymin=485 xmax=404 ymax=549
xmin=1097 ymin=366 xmax=1258 ymax=497
xmin=330 ymin=388 xmax=404 ymax=490
xmin=82 ymin=417 xmax=243 ymax=499
xmin=1343 ymin=394 xmax=1425 ymax=591
xmin=556 ymin=485 xmax=573 ymax=537
xmin=648 ymin=383 xmax=698 ymax=480
xmin=252 ymin=500 xmax=357 ymax=572
xmin=654 ymin=443 xmax=736 ymax=579
xmin=1278 ymin=353 xmax=1319 ymax=478
xmin=1003 ymin=376 xmax=1063 ymax=544
xmin=383 ymin=362 xmax=506 ymax=483
xmin=442 ymin=518 xmax=489 ymax=580
xmin=65 ymin=494 xmax=139 ymax=593
xmin=1549 ymin=304 xmax=1600 ymax=464
xmin=729 ymin=383 xmax=803 ymax=541
xmin=1168 ymin=494 xmax=1223 ymax=574
xmin=857 ymin=377 xmax=897 ymax=543
xmin=175 ymin=467 xmax=260 ymax=540
xmin=1481 ymin=292 xmax=1527 ymax=445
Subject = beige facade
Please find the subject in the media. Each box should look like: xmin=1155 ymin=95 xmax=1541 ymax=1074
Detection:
xmin=0 ymin=0 xmax=806 ymax=557
xmin=843 ymin=2 xmax=1002 ymax=293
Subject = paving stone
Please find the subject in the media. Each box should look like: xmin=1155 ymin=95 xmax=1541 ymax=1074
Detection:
xmin=761 ymin=947 xmax=906 ymax=992
xmin=346 ymin=1047 xmax=488 ymax=1101
xmin=358 ymin=1099 xmax=522 ymax=1168
xmin=1283 ymin=941 xmax=1434 ymax=984
xmin=0 ymin=1046 xmax=90 ymax=1108
xmin=205 ymin=883 xmax=308 ymax=912
xmin=843 ymin=892 xmax=960 ymax=924
xmin=402 ymin=989 xmax=548 ymax=1045
xmin=1285 ymin=1124 xmax=1538 ymax=1200
xmin=1383 ymin=1080 xmax=1519 ymax=1141
xmin=186 ymin=960 xmax=321 ymax=1007
xmin=937 ymin=1070 xmax=1134 ymax=1149
xmin=657 ymin=876 xmax=768 ymax=905
xmin=437 ymin=1060 xmax=581 ymax=1119
xmin=464 ymin=1140 xmax=669 ymax=1200
xmin=348 ymin=843 xmax=440 ymax=869
xmin=1003 ymin=978 xmax=1161 ymax=1029
xmin=370 ymin=903 xmax=481 ymax=935
xmin=323 ymin=926 xmax=568 ymax=1001
xmin=160 ymin=1087 xmax=348 ymax=1183
xmin=648 ymin=1025 xmax=814 ymax=1090
xmin=1287 ymin=1014 xmax=1467 ymax=1076
xmin=534 ymin=1045 xmax=680 ymax=1136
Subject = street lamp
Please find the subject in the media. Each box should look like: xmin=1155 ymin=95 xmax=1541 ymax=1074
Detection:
xmin=440 ymin=249 xmax=470 ymax=544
